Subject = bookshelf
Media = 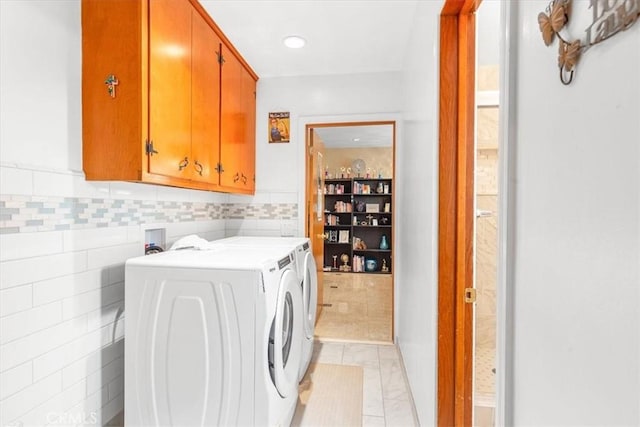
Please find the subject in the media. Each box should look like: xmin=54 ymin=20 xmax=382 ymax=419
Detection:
xmin=323 ymin=177 xmax=392 ymax=274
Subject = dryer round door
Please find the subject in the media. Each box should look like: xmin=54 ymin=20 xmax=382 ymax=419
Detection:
xmin=301 ymin=251 xmax=318 ymax=339
xmin=270 ymin=268 xmax=303 ymax=398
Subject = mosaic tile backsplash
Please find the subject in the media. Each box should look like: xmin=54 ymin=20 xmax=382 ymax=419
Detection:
xmin=0 ymin=195 xmax=297 ymax=234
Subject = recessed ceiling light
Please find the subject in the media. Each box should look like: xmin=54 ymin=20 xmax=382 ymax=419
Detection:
xmin=352 ymin=138 xmax=361 ymax=142
xmin=283 ymin=35 xmax=306 ymax=49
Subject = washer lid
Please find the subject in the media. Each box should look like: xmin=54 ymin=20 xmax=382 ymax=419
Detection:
xmin=301 ymin=252 xmax=318 ymax=339
xmin=271 ymin=269 xmax=303 ymax=398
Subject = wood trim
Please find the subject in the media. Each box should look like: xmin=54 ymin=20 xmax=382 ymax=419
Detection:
xmin=305 ymin=125 xmax=313 ymax=238
xmin=438 ymin=0 xmax=479 ymax=426
xmin=454 ymin=10 xmax=476 ymax=427
xmin=438 ymin=13 xmax=459 ymax=426
xmin=441 ymin=0 xmax=465 ymax=15
xmin=306 ymin=120 xmax=396 ymax=129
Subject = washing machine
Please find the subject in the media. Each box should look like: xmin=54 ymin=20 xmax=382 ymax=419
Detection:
xmin=211 ymin=236 xmax=317 ymax=381
xmin=124 ymin=246 xmax=302 ymax=426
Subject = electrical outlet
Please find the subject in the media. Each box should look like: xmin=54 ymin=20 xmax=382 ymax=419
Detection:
xmin=280 ymin=220 xmax=296 ymax=237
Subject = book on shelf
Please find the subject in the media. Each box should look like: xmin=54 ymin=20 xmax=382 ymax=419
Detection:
xmin=333 ymin=201 xmax=352 ymax=213
xmin=353 ymin=182 xmax=370 ymax=194
xmin=325 ymin=214 xmax=340 ymax=226
xmin=352 ymin=255 xmax=365 ymax=272
xmin=324 ymin=183 xmax=346 ymax=194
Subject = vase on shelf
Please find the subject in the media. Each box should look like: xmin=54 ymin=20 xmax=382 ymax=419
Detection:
xmin=379 ymin=234 xmax=389 ymax=250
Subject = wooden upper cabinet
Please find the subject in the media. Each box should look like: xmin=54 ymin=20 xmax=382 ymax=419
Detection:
xmin=220 ymin=46 xmax=258 ymax=194
xmin=190 ymin=9 xmax=222 ymax=184
xmin=148 ymin=0 xmax=193 ymax=181
xmin=82 ymin=0 xmax=147 ymax=181
xmin=220 ymin=47 xmax=244 ymax=190
xmin=241 ymin=67 xmax=257 ymax=193
xmin=82 ymin=0 xmax=257 ymax=193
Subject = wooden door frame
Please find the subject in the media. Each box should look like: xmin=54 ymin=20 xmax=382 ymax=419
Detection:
xmin=437 ymin=0 xmax=480 ymax=426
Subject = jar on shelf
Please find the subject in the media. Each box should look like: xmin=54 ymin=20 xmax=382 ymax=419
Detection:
xmin=365 ymin=259 xmax=378 ymax=272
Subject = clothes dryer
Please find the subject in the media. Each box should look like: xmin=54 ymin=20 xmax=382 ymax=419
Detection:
xmin=211 ymin=236 xmax=317 ymax=380
xmin=124 ymin=246 xmax=302 ymax=426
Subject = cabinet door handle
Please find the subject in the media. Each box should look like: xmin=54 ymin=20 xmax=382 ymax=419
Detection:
xmin=241 ymin=173 xmax=247 ymax=184
xmin=233 ymin=172 xmax=240 ymax=183
xmin=145 ymin=140 xmax=158 ymax=156
xmin=194 ymin=161 xmax=203 ymax=176
xmin=178 ymin=157 xmax=189 ymax=171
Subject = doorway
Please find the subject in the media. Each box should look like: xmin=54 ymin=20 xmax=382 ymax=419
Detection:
xmin=473 ymin=2 xmax=501 ymax=425
xmin=438 ymin=0 xmax=508 ymax=426
xmin=305 ymin=121 xmax=396 ymax=343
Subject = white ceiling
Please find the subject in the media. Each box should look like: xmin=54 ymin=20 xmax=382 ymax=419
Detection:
xmin=314 ymin=124 xmax=393 ymax=148
xmin=199 ymin=0 xmax=420 ymax=78
xmin=199 ymin=1 xmax=414 ymax=147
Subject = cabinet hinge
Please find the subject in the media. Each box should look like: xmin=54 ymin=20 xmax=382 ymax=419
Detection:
xmin=214 ymin=162 xmax=224 ymax=174
xmin=145 ymin=140 xmax=158 ymax=156
xmin=464 ymin=288 xmax=477 ymax=303
xmin=216 ymin=51 xmax=225 ymax=65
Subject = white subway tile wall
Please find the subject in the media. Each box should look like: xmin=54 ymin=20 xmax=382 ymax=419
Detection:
xmin=0 ymin=361 xmax=32 ymax=400
xmin=0 ymin=165 xmax=299 ymax=426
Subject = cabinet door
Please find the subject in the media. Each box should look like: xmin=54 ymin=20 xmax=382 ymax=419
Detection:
xmin=148 ymin=0 xmax=192 ymax=179
xmin=219 ymin=47 xmax=245 ymax=189
xmin=240 ymin=67 xmax=257 ymax=192
xmin=81 ymin=0 xmax=145 ymax=181
xmin=190 ymin=10 xmax=221 ymax=185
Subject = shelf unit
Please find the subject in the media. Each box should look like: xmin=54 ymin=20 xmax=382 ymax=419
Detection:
xmin=323 ymin=177 xmax=392 ymax=274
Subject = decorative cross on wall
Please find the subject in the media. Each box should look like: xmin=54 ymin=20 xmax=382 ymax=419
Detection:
xmin=105 ymin=74 xmax=119 ymax=98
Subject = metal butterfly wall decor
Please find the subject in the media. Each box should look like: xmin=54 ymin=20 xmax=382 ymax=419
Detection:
xmin=538 ymin=0 xmax=640 ymax=85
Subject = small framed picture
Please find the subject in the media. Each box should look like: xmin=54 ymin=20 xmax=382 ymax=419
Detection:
xmin=329 ymin=230 xmax=338 ymax=242
xmin=338 ymin=230 xmax=350 ymax=243
xmin=268 ymin=112 xmax=290 ymax=143
xmin=365 ymin=203 xmax=379 ymax=213
xmin=372 ymin=219 xmax=378 ymax=226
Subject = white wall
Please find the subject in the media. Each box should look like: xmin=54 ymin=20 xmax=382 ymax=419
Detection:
xmin=252 ymin=72 xmax=403 ymax=235
xmin=395 ymin=1 xmax=442 ymax=425
xmin=477 ymin=0 xmax=501 ymax=66
xmin=506 ymin=1 xmax=640 ymax=425
xmin=0 ymin=2 xmax=228 ymax=425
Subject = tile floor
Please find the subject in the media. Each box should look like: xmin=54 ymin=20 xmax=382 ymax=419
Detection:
xmin=474 ymin=345 xmax=496 ymax=427
xmin=315 ymin=273 xmax=393 ymax=342
xmin=107 ymin=340 xmax=418 ymax=427
xmin=310 ymin=340 xmax=419 ymax=427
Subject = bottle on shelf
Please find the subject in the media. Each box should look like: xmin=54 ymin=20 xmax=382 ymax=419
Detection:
xmin=379 ymin=234 xmax=389 ymax=250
